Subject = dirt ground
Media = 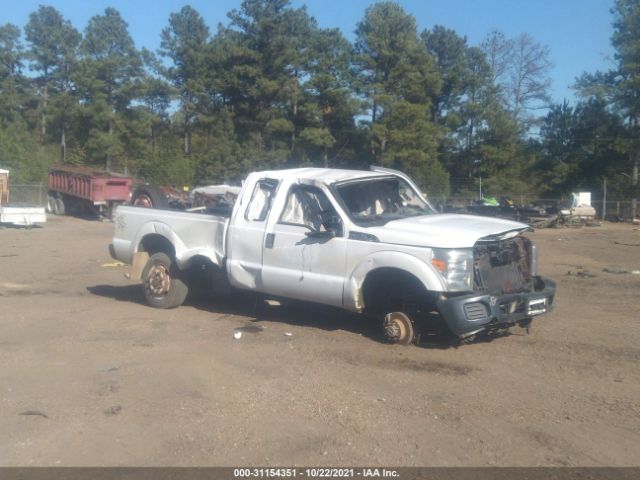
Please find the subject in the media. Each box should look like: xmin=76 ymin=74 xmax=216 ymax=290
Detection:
xmin=0 ymin=215 xmax=639 ymax=466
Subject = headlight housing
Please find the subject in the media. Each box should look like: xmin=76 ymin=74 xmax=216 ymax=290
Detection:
xmin=431 ymin=248 xmax=474 ymax=292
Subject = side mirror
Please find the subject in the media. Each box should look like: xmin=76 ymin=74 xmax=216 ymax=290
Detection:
xmin=319 ymin=211 xmax=342 ymax=235
xmin=304 ymin=229 xmax=336 ymax=239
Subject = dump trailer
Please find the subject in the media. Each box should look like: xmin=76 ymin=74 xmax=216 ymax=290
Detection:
xmin=47 ymin=165 xmax=132 ymax=218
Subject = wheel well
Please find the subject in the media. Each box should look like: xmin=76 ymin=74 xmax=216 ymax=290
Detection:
xmin=361 ymin=267 xmax=431 ymax=314
xmin=184 ymin=254 xmax=219 ymax=288
xmin=185 ymin=254 xmax=221 ymax=276
xmin=139 ymin=234 xmax=175 ymax=258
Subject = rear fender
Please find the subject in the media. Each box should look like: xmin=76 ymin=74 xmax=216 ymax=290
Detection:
xmin=132 ymin=221 xmax=221 ymax=271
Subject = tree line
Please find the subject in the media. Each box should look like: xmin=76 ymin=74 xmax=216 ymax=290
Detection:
xmin=0 ymin=0 xmax=637 ymax=204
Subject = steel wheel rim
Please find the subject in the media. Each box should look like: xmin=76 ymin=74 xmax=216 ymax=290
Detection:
xmin=148 ymin=264 xmax=171 ymax=297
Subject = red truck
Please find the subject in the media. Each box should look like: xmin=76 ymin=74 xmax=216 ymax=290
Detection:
xmin=47 ymin=165 xmax=132 ymax=219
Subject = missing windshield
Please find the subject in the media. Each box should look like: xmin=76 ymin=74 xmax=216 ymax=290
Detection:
xmin=335 ymin=177 xmax=433 ymax=226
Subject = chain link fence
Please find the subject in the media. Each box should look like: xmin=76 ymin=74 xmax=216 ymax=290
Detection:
xmin=3 ymin=183 xmax=638 ymax=220
xmin=592 ymin=200 xmax=635 ymax=220
xmin=4 ymin=184 xmax=47 ymax=207
xmin=429 ymin=195 xmax=636 ymax=220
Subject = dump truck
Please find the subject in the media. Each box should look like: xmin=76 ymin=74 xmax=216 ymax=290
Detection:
xmin=109 ymin=166 xmax=556 ymax=345
xmin=47 ymin=165 xmax=132 ymax=218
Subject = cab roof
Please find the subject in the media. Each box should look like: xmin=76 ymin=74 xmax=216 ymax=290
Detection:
xmin=250 ymin=167 xmax=390 ymax=185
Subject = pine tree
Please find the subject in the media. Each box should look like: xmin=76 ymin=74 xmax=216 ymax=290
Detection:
xmin=354 ymin=2 xmax=446 ymax=193
xmin=77 ymin=8 xmax=145 ymax=171
xmin=160 ymin=6 xmax=210 ymax=156
xmin=0 ymin=24 xmax=25 ymax=128
xmin=25 ymin=6 xmax=81 ymax=161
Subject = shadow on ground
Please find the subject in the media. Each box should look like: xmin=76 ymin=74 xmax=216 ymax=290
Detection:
xmin=0 ymin=224 xmax=45 ymax=230
xmin=87 ymin=284 xmax=142 ymax=304
xmin=86 ymin=284 xmax=516 ymax=349
xmin=58 ymin=212 xmax=110 ymax=222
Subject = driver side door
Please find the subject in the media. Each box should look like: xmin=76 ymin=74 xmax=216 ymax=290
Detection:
xmin=261 ymin=185 xmax=347 ymax=307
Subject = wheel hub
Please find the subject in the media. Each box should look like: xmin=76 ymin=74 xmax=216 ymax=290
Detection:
xmin=383 ymin=312 xmax=415 ymax=345
xmin=148 ymin=264 xmax=171 ymax=297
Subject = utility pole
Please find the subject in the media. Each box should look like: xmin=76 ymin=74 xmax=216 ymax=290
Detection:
xmin=474 ymin=158 xmax=482 ymax=202
xmin=632 ymin=151 xmax=638 ymax=220
xmin=602 ymin=177 xmax=607 ymax=221
xmin=632 ymin=109 xmax=638 ymax=219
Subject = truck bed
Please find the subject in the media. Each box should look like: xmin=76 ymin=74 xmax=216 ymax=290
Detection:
xmin=112 ymin=206 xmax=230 ymax=269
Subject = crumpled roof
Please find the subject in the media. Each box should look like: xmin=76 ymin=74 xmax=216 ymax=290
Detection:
xmin=250 ymin=167 xmax=389 ymax=184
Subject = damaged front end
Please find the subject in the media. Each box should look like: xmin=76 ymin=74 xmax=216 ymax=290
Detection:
xmin=436 ymin=233 xmax=556 ymax=338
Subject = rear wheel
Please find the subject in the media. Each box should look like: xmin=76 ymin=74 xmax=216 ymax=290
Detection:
xmin=141 ymin=252 xmax=188 ymax=308
xmin=54 ymin=197 xmax=65 ymax=215
xmin=46 ymin=195 xmax=56 ymax=213
xmin=105 ymin=201 xmax=120 ymax=221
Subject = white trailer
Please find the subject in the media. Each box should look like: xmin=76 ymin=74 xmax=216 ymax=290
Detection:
xmin=0 ymin=205 xmax=47 ymax=226
xmin=0 ymin=168 xmax=46 ymax=227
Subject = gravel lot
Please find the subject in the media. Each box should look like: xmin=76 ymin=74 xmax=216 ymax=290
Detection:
xmin=0 ymin=216 xmax=639 ymax=466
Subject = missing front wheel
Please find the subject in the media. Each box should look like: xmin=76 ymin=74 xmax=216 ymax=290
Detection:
xmin=382 ymin=312 xmax=415 ymax=345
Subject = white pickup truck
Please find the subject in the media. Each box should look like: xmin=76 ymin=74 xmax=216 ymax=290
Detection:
xmin=110 ymin=167 xmax=555 ymax=344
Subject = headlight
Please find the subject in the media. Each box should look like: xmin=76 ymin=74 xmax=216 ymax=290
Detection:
xmin=431 ymin=248 xmax=474 ymax=291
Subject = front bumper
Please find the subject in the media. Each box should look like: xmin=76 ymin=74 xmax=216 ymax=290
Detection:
xmin=436 ymin=276 xmax=556 ymax=337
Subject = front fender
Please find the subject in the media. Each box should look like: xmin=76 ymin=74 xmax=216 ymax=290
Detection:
xmin=343 ymin=250 xmax=446 ymax=311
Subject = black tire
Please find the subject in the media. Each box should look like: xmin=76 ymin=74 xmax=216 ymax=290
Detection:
xmin=131 ymin=185 xmax=169 ymax=209
xmin=105 ymin=201 xmax=120 ymax=221
xmin=141 ymin=252 xmax=188 ymax=309
xmin=46 ymin=195 xmax=56 ymax=214
xmin=63 ymin=196 xmax=78 ymax=216
xmin=54 ymin=197 xmax=65 ymax=215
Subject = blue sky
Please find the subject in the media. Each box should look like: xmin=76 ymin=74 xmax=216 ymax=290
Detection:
xmin=3 ymin=0 xmax=615 ymax=103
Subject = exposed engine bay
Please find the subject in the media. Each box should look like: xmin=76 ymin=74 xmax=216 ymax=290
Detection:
xmin=474 ymin=236 xmax=533 ymax=294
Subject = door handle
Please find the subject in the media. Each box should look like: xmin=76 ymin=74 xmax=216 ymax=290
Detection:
xmin=265 ymin=233 xmax=275 ymax=249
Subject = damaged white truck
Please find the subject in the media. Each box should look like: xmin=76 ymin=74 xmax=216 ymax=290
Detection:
xmin=109 ymin=167 xmax=556 ymax=344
